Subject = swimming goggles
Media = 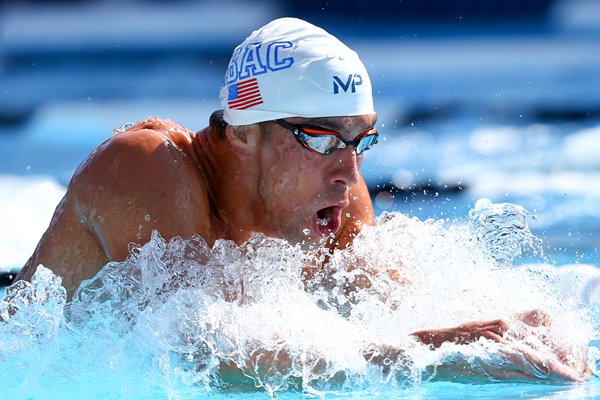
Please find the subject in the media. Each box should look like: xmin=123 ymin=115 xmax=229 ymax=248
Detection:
xmin=273 ymin=119 xmax=379 ymax=155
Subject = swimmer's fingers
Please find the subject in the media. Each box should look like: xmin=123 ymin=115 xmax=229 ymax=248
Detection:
xmin=413 ymin=319 xmax=511 ymax=348
xmin=513 ymin=310 xmax=590 ymax=377
xmin=455 ymin=318 xmax=511 ymax=343
xmin=473 ymin=326 xmax=588 ymax=382
xmin=416 ymin=317 xmax=591 ymax=383
xmin=500 ymin=347 xmax=591 ymax=383
xmin=478 ymin=352 xmax=572 ymax=383
xmin=479 ymin=330 xmax=510 ymax=345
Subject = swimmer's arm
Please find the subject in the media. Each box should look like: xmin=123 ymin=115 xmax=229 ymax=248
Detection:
xmin=18 ymin=125 xmax=211 ymax=298
xmin=411 ymin=318 xmax=511 ymax=349
xmin=220 ymin=292 xmax=590 ymax=383
xmin=222 ymin=338 xmax=575 ymax=384
xmin=410 ymin=314 xmax=592 ymax=382
xmin=16 ymin=188 xmax=109 ymax=299
xmin=217 ymin=341 xmax=409 ymax=384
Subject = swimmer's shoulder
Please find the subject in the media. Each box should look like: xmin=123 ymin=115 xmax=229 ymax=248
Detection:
xmin=74 ymin=117 xmax=196 ymax=177
xmin=72 ymin=116 xmax=207 ymax=199
xmin=66 ymin=117 xmax=214 ymax=256
xmin=110 ymin=117 xmax=196 ymax=151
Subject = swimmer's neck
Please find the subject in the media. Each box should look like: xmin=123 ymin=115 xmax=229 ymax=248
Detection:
xmin=193 ymin=123 xmax=265 ymax=245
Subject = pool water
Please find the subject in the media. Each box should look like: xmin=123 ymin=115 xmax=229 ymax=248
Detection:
xmin=2 ymin=202 xmax=599 ymax=399
xmin=2 ymin=2 xmax=600 ymax=398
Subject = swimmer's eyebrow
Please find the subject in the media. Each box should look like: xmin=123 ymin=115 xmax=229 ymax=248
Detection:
xmin=300 ymin=117 xmax=377 ymax=133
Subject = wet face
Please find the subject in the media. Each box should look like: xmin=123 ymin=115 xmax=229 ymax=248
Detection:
xmin=255 ymin=114 xmax=377 ymax=248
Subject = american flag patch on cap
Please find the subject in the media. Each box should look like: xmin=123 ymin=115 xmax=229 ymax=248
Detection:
xmin=227 ymin=78 xmax=263 ymax=110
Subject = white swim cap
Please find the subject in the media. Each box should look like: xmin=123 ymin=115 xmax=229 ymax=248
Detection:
xmin=220 ymin=17 xmax=375 ymax=126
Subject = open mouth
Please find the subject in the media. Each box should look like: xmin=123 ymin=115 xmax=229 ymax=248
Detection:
xmin=312 ymin=206 xmax=343 ymax=237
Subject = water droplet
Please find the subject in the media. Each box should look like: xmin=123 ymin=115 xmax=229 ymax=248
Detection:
xmin=113 ymin=122 xmax=134 ymax=135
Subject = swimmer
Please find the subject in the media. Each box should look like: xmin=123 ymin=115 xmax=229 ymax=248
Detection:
xmin=15 ymin=18 xmax=591 ymax=382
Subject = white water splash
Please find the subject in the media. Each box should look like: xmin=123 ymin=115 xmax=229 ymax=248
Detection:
xmin=468 ymin=198 xmax=541 ymax=266
xmin=0 ymin=201 xmax=597 ymax=399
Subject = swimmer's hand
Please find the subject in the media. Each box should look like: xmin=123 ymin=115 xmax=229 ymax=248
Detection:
xmin=411 ymin=318 xmax=510 ymax=348
xmin=411 ymin=310 xmax=592 ymax=383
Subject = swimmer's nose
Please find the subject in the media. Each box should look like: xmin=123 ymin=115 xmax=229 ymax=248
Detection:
xmin=329 ymin=146 xmax=360 ymax=187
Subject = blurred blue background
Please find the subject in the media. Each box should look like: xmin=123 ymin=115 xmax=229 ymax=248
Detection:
xmin=1 ymin=0 xmax=600 ymax=277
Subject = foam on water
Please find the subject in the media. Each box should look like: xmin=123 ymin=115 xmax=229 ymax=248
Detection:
xmin=0 ymin=201 xmax=598 ymax=399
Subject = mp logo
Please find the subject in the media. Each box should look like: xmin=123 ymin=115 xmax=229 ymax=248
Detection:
xmin=333 ymin=74 xmax=363 ymax=94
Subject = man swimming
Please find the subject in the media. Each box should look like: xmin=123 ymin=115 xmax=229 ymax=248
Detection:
xmin=15 ymin=17 xmax=590 ymax=381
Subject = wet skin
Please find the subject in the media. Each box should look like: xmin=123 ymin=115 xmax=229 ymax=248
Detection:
xmin=15 ymin=114 xmax=591 ymax=382
xmin=16 ymin=114 xmax=376 ymax=299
